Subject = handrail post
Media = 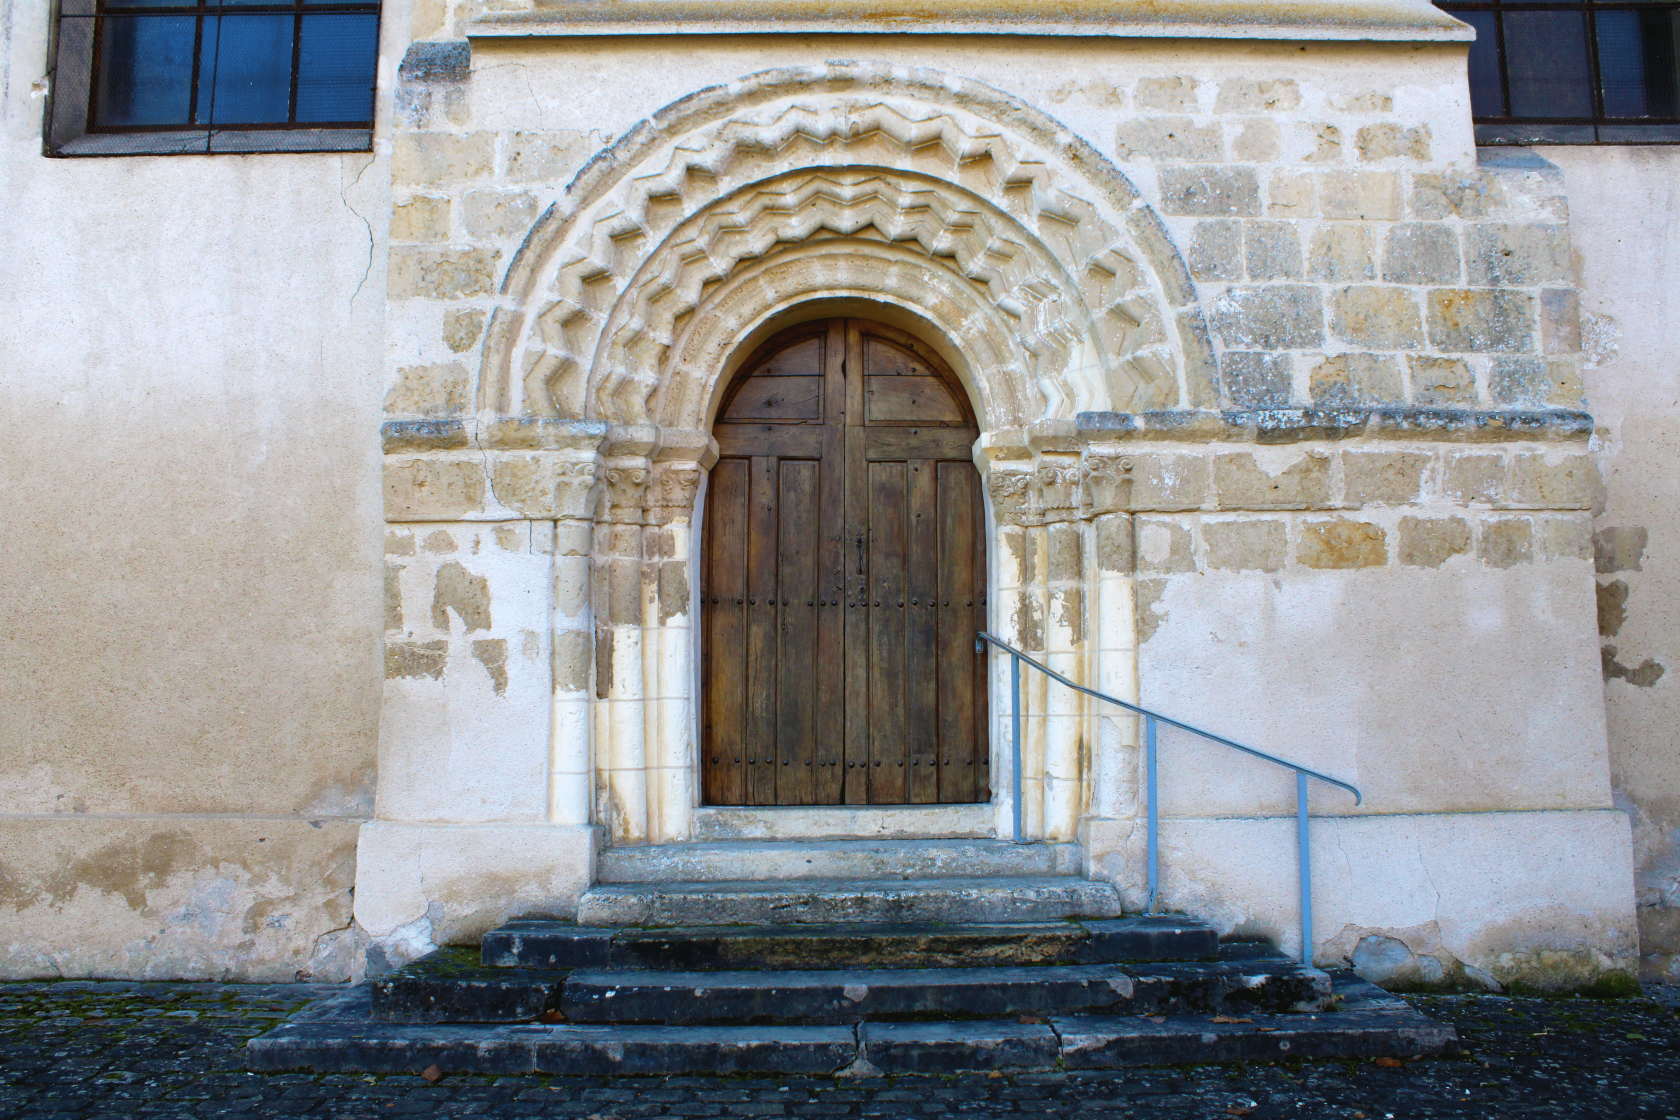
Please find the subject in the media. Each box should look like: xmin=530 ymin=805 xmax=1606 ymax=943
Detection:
xmin=1011 ymin=652 xmax=1023 ymax=844
xmin=1297 ymin=771 xmax=1312 ymax=968
xmin=1145 ymin=715 xmax=1158 ymax=915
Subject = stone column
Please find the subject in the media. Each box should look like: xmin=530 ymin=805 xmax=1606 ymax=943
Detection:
xmin=983 ymin=448 xmax=1046 ymax=840
xmin=1038 ymin=454 xmax=1088 ymax=842
xmin=640 ymin=432 xmax=713 ymax=844
xmin=549 ymin=445 xmax=603 ymax=827
xmin=593 ymin=431 xmax=654 ymax=843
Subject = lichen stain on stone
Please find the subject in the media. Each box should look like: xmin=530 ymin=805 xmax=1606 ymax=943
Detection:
xmin=386 ymin=640 xmax=447 ymax=680
xmin=432 ymin=561 xmax=491 ymax=631
xmin=1603 ymin=644 xmax=1665 ymax=688
xmin=385 ymin=564 xmax=404 ymax=632
xmin=1597 ymin=579 xmax=1628 ymax=637
xmin=472 ymin=638 xmax=509 ymax=695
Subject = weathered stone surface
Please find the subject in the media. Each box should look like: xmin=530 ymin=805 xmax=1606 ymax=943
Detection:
xmin=392 ymin=132 xmax=493 ymax=186
xmin=1092 ymin=452 xmax=1210 ymax=512
xmin=1541 ymin=289 xmax=1582 ymax=355
xmin=1222 ymin=351 xmax=1293 ymax=409
xmin=1214 ymin=452 xmax=1331 ymax=509
xmin=1135 ymin=518 xmax=1195 ymax=573
xmin=1115 ymin=118 xmax=1221 ymax=161
xmin=1594 ymin=526 xmax=1648 ymax=573
xmin=1308 ymin=353 xmax=1403 ymax=406
xmin=600 ymin=839 xmax=1081 ymax=884
xmin=1508 ymin=453 xmax=1593 ymax=508
xmin=1216 ymin=78 xmax=1300 ymax=112
xmin=444 ymin=308 xmax=487 ymax=353
xmin=1159 ymin=167 xmax=1260 ymax=217
xmin=389 ymin=246 xmax=500 ymax=300
xmin=1479 ymin=518 xmax=1534 ymax=567
xmin=1466 ymin=224 xmax=1573 ymax=286
xmin=1398 ymin=516 xmax=1471 ymax=567
xmin=385 ymin=362 xmax=469 ymax=417
xmin=502 ymin=129 xmax=599 ymax=183
xmin=1410 ymin=356 xmax=1477 ymax=406
xmin=386 ymin=640 xmax=447 ymax=681
xmin=1303 ymin=122 xmax=1343 ymax=163
xmin=1136 ymin=76 xmax=1199 ymax=111
xmin=392 ymin=195 xmax=450 ymax=242
xmin=1298 ymin=518 xmax=1388 ymax=568
xmin=372 ymin=949 xmax=562 ymax=1024
xmin=1231 ymin=119 xmax=1281 ymax=162
xmin=1330 ymin=287 xmax=1424 ymax=349
xmin=1308 ymin=224 xmax=1377 ymax=282
xmin=1543 ymin=516 xmax=1593 ymax=561
xmin=1204 ymin=518 xmax=1286 ymax=572
xmin=481 ymin=922 xmax=615 ymax=969
xmin=1319 ymin=171 xmax=1403 ymax=220
xmin=1444 ymin=452 xmax=1505 ymax=504
xmin=1428 ymin=289 xmax=1536 ymax=353
xmin=1341 ymin=451 xmax=1430 ymax=505
xmin=1490 ymin=357 xmax=1580 ymax=408
xmin=1188 ymin=220 xmax=1242 ymax=282
xmin=862 ymin=1020 xmax=1061 ymax=1073
xmin=383 ymin=419 xmax=469 ymax=453
xmin=1409 ymin=171 xmax=1508 ymax=219
xmin=1382 ymin=223 xmax=1461 ymax=285
xmin=1267 ymin=170 xmax=1317 ymax=217
xmin=1245 ymin=221 xmax=1303 ymax=280
xmin=1211 ymin=286 xmax=1324 ymax=349
xmin=385 ymin=458 xmax=487 ymax=518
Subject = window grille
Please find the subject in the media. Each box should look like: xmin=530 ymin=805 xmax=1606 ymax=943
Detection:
xmin=46 ymin=0 xmax=379 ymax=156
xmin=1436 ymin=0 xmax=1680 ymax=142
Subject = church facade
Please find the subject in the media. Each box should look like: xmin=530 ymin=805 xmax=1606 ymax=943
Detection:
xmin=2 ymin=0 xmax=1676 ymax=991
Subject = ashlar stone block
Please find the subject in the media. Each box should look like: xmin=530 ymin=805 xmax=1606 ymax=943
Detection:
xmin=1409 ymin=356 xmax=1478 ymax=407
xmin=1319 ymin=171 xmax=1403 ymax=220
xmin=389 ymin=247 xmax=501 ymax=300
xmin=1136 ymin=76 xmax=1200 ymax=111
xmin=464 ymin=190 xmax=540 ymax=241
xmin=1135 ymin=517 xmax=1196 ymax=574
xmin=1478 ymin=518 xmax=1534 ymax=567
xmin=1267 ymin=171 xmax=1317 ymax=217
xmin=1329 ymin=287 xmax=1424 ymax=350
xmin=1490 ymin=357 xmax=1582 ymax=408
xmin=1409 ymin=171 xmax=1508 ymax=219
xmin=1309 ymin=353 xmax=1403 ymax=406
xmin=1341 ymin=451 xmax=1431 ymax=506
xmin=1382 ymin=223 xmax=1461 ymax=285
xmin=1428 ymin=290 xmax=1536 ymax=354
xmin=1398 ymin=516 xmax=1471 ymax=568
xmin=1541 ymin=289 xmax=1582 ymax=355
xmin=1444 ymin=452 xmax=1504 ymax=504
xmin=1298 ymin=518 xmax=1388 ymax=568
xmin=1213 ymin=452 xmax=1331 ymax=510
xmin=1188 ymin=220 xmax=1243 ymax=282
xmin=392 ymin=196 xmax=451 ymax=243
xmin=1308 ymin=223 xmax=1377 ymax=283
xmin=1204 ymin=518 xmax=1287 ymax=572
xmin=1231 ymin=120 xmax=1281 ymax=162
xmin=386 ymin=458 xmax=488 ymax=519
xmin=1115 ymin=118 xmax=1222 ymax=162
xmin=1465 ymin=224 xmax=1573 ymax=287
xmin=1159 ymin=167 xmax=1260 ymax=217
xmin=1244 ymin=221 xmax=1303 ymax=281
xmin=1222 ymin=351 xmax=1292 ymax=409
xmin=1211 ymin=286 xmax=1324 ymax=349
xmin=1094 ymin=452 xmax=1211 ymax=512
xmin=393 ymin=132 xmax=494 ymax=187
xmin=1508 ymin=453 xmax=1593 ymax=509
xmin=444 ymin=309 xmax=487 ymax=354
xmin=1355 ymin=123 xmax=1430 ymax=162
xmin=1215 ymin=78 xmax=1301 ymax=112
xmin=386 ymin=362 xmax=470 ymax=417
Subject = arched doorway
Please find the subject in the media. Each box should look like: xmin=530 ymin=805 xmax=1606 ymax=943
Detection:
xmin=701 ymin=318 xmax=989 ymax=806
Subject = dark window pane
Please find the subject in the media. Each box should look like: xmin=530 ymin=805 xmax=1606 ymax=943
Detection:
xmin=1455 ymin=10 xmax=1507 ymax=116
xmin=295 ymin=13 xmax=378 ymax=122
xmin=1598 ymin=8 xmax=1680 ymax=117
xmin=1504 ymin=9 xmax=1594 ymax=117
xmin=198 ymin=12 xmax=294 ymax=125
xmin=94 ymin=14 xmax=196 ymax=126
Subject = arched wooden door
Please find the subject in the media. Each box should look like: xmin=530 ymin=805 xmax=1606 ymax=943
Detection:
xmin=701 ymin=319 xmax=989 ymax=806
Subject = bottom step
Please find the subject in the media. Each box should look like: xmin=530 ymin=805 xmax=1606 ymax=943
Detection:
xmin=248 ymin=974 xmax=1456 ymax=1076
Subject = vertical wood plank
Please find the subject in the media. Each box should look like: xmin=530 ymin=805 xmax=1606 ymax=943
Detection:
xmin=842 ymin=320 xmax=871 ymax=804
xmin=703 ymin=458 xmax=749 ymax=806
xmin=936 ymin=460 xmax=978 ymax=804
xmin=868 ymin=460 xmax=908 ymax=804
xmin=777 ymin=459 xmax=819 ymax=806
xmin=816 ymin=320 xmax=847 ymax=803
xmin=906 ymin=458 xmax=940 ymax=803
xmin=969 ymin=467 xmax=990 ymax=800
xmin=746 ymin=455 xmax=779 ymax=805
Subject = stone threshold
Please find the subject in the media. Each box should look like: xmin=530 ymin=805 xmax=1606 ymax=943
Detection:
xmin=687 ymin=803 xmax=996 ymax=841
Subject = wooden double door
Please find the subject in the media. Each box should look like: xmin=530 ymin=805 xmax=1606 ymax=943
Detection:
xmin=701 ymin=319 xmax=989 ymax=806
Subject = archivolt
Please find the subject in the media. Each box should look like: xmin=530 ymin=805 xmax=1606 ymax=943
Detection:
xmin=480 ymin=61 xmax=1212 ymax=427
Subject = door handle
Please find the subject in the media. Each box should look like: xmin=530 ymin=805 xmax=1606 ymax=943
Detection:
xmin=856 ymin=535 xmax=865 ymax=574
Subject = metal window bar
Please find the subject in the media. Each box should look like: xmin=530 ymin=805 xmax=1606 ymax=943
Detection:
xmin=976 ymin=631 xmax=1361 ymax=968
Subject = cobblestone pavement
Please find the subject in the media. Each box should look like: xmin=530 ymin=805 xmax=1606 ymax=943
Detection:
xmin=1 ymin=981 xmax=1678 ymax=1118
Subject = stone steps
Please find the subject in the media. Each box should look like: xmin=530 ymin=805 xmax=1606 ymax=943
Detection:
xmin=575 ymin=875 xmax=1123 ymax=926
xmin=596 ymin=839 xmax=1083 ymax=884
xmin=482 ymin=915 xmax=1215 ymax=972
xmin=247 ymin=972 xmax=1456 ymax=1075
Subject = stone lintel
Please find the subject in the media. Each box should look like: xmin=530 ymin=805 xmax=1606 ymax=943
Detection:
xmin=465 ymin=0 xmax=1471 ymax=42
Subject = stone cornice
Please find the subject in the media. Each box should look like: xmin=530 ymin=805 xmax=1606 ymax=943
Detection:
xmin=467 ymin=0 xmax=1472 ymax=42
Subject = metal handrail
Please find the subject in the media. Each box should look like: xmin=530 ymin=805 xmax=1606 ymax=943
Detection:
xmin=976 ymin=631 xmax=1362 ymax=968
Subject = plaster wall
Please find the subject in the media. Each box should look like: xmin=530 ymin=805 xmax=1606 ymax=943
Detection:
xmin=0 ymin=0 xmax=398 ymax=978
xmin=1548 ymin=146 xmax=1680 ymax=980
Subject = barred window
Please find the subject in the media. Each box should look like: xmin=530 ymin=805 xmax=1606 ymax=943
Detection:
xmin=1436 ymin=0 xmax=1680 ymax=142
xmin=46 ymin=0 xmax=380 ymax=156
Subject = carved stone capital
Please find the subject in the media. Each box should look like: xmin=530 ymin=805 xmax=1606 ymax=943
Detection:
xmin=645 ymin=461 xmax=705 ymax=525
xmin=987 ymin=465 xmax=1037 ymax=527
xmin=1036 ymin=457 xmax=1083 ymax=522
xmin=1083 ymin=453 xmax=1137 ymax=516
xmin=598 ymin=457 xmax=651 ymax=525
xmin=553 ymin=453 xmax=602 ymax=521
